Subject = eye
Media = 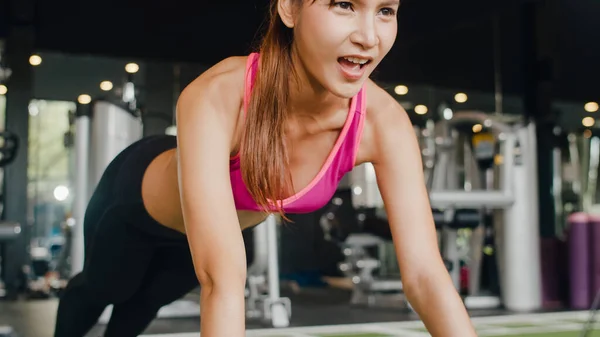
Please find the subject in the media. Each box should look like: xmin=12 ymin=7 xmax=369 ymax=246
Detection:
xmin=334 ymin=1 xmax=354 ymax=11
xmin=379 ymin=7 xmax=396 ymax=16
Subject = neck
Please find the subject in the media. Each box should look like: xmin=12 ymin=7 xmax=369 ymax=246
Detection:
xmin=287 ymin=48 xmax=348 ymax=118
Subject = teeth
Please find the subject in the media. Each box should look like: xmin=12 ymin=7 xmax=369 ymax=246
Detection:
xmin=343 ymin=57 xmax=369 ymax=65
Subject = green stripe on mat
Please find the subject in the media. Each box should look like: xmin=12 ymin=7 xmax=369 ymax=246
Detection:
xmin=488 ymin=322 xmax=538 ymax=328
xmin=311 ymin=330 xmax=600 ymax=337
xmin=489 ymin=331 xmax=600 ymax=337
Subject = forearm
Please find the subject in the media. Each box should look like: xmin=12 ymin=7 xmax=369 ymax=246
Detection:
xmin=405 ymin=271 xmax=476 ymax=337
xmin=200 ymin=283 xmax=246 ymax=337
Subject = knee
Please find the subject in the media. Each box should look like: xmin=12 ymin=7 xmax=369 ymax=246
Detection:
xmin=63 ymin=271 xmax=138 ymax=305
xmin=91 ymin=278 xmax=140 ymax=304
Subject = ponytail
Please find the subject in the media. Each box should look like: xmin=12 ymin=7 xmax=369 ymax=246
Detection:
xmin=240 ymin=0 xmax=295 ymax=216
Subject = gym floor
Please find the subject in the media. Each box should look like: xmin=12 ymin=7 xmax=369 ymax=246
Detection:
xmin=0 ymin=287 xmax=590 ymax=337
xmin=140 ymin=310 xmax=600 ymax=337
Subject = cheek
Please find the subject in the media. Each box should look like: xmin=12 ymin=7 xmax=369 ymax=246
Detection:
xmin=297 ymin=14 xmax=348 ymax=53
xmin=378 ymin=24 xmax=398 ymax=53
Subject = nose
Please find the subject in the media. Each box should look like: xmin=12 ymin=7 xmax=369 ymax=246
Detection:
xmin=350 ymin=17 xmax=379 ymax=50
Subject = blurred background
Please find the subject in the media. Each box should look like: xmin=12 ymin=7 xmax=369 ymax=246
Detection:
xmin=0 ymin=0 xmax=599 ymax=336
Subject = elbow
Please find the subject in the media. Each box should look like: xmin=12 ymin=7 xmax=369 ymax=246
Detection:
xmin=403 ymin=273 xmax=430 ymax=299
xmin=403 ymin=272 xmax=438 ymax=310
xmin=195 ymin=265 xmax=247 ymax=292
xmin=196 ymin=268 xmax=214 ymax=289
xmin=401 ymin=262 xmax=454 ymax=304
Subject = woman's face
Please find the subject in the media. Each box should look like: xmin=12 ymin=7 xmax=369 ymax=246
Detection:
xmin=288 ymin=0 xmax=399 ymax=98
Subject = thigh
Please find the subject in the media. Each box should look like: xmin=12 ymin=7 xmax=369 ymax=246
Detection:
xmin=134 ymin=243 xmax=199 ymax=306
xmin=83 ymin=204 xmax=156 ymax=304
xmin=103 ymin=245 xmax=197 ymax=337
xmin=83 ymin=142 xmax=140 ymax=253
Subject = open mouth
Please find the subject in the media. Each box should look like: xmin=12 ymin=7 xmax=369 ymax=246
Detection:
xmin=337 ymin=57 xmax=372 ymax=70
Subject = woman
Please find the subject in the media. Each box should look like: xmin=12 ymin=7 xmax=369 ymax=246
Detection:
xmin=54 ymin=0 xmax=477 ymax=336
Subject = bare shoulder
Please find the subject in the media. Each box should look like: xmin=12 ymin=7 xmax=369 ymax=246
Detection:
xmin=364 ymin=79 xmax=410 ymax=127
xmin=177 ymin=55 xmax=249 ymax=121
xmin=174 ymin=55 xmax=250 ymax=156
xmin=357 ymin=79 xmax=413 ymax=164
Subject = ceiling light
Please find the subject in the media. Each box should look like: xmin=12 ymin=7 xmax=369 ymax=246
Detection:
xmin=29 ymin=55 xmax=42 ymax=66
xmin=582 ymin=117 xmax=595 ymax=127
xmin=585 ymin=102 xmax=599 ymax=113
xmin=394 ymin=85 xmax=408 ymax=95
xmin=78 ymin=94 xmax=92 ymax=105
xmin=414 ymin=105 xmax=428 ymax=115
xmin=125 ymin=63 xmax=139 ymax=74
xmin=100 ymin=81 xmax=113 ymax=91
xmin=454 ymin=93 xmax=468 ymax=103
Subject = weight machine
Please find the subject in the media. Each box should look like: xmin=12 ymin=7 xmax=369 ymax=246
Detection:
xmin=339 ymin=164 xmax=408 ymax=308
xmin=350 ymin=111 xmax=543 ymax=312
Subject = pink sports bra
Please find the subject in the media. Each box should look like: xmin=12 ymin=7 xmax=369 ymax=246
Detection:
xmin=229 ymin=53 xmax=367 ymax=214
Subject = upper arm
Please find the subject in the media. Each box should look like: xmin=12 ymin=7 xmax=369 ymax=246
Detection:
xmin=175 ymin=57 xmax=247 ymax=285
xmin=364 ymin=82 xmax=443 ymax=285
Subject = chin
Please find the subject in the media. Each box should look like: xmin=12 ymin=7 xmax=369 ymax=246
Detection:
xmin=327 ymin=64 xmax=373 ymax=98
xmin=328 ymin=80 xmax=366 ymax=99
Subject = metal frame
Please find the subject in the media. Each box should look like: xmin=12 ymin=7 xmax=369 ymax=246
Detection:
xmin=350 ymin=111 xmax=543 ymax=312
xmin=245 ymin=215 xmax=292 ymax=327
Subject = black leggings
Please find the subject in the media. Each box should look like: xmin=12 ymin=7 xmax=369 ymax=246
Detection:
xmin=54 ymin=135 xmax=199 ymax=337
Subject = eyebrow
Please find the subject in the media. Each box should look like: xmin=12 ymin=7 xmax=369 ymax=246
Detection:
xmin=355 ymin=0 xmax=401 ymax=6
xmin=380 ymin=0 xmax=401 ymax=6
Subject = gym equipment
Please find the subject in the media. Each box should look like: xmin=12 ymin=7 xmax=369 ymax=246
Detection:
xmin=566 ymin=131 xmax=600 ymax=217
xmin=337 ymin=230 xmax=406 ymax=308
xmin=565 ymin=212 xmax=600 ymax=312
xmin=0 ymin=131 xmax=20 ymax=300
xmin=245 ymin=215 xmax=291 ymax=327
xmin=568 ymin=212 xmax=592 ymax=309
xmin=320 ymin=191 xmax=409 ymax=309
xmin=428 ymin=126 xmax=484 ymax=294
xmin=439 ymin=208 xmax=482 ymax=297
xmin=563 ymin=211 xmax=600 ymax=336
xmin=582 ymin=136 xmax=600 ymax=212
xmin=471 ymin=130 xmax=498 ymax=300
xmin=432 ymin=111 xmax=540 ymax=311
xmin=351 ymin=111 xmax=542 ymax=312
xmin=591 ymin=215 xmax=600 ymax=306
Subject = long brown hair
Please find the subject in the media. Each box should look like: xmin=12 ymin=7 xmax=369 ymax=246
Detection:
xmin=240 ymin=0 xmax=302 ymax=216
